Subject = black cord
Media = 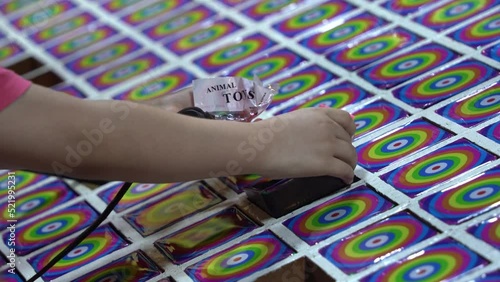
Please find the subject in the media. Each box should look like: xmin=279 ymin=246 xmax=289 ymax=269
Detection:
xmin=27 ymin=182 xmax=133 ymax=282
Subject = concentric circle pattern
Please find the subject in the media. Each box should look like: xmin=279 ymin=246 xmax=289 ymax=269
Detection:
xmin=9 ymin=202 xmax=98 ymax=255
xmin=1 ymin=180 xmax=76 ymax=228
xmin=66 ymin=39 xmax=141 ymax=74
xmin=420 ymin=167 xmax=500 ymax=225
xmin=166 ymin=19 xmax=240 ymax=55
xmin=228 ymin=48 xmax=304 ymax=80
xmin=479 ymin=122 xmax=500 ymax=144
xmin=243 ymin=0 xmax=300 ymax=20
xmin=393 ymin=60 xmax=497 ymax=108
xmin=300 ymin=14 xmax=386 ymax=54
xmin=273 ymin=1 xmax=354 ymax=37
xmin=320 ymin=212 xmax=437 ymax=274
xmin=327 ymin=28 xmax=420 ymax=70
xmin=351 ymin=100 xmax=409 ymax=140
xmin=269 ymin=65 xmax=335 ymax=108
xmin=360 ymin=238 xmax=488 ymax=282
xmin=0 ymin=171 xmax=47 ymax=198
xmin=383 ymin=0 xmax=435 ymax=15
xmin=13 ymin=2 xmax=75 ymax=30
xmin=31 ymin=13 xmax=96 ymax=44
xmin=415 ymin=0 xmax=496 ymax=31
xmin=114 ymin=69 xmax=194 ymax=101
xmin=468 ymin=217 xmax=500 ymax=248
xmin=382 ymin=140 xmax=496 ymax=197
xmin=0 ymin=43 xmax=23 ymax=63
xmin=357 ymin=119 xmax=451 ymax=172
xmin=103 ymin=0 xmax=142 ymax=12
xmin=359 ymin=43 xmax=457 ymax=89
xmin=122 ymin=0 xmax=184 ymax=26
xmin=437 ymin=84 xmax=500 ymax=127
xmin=450 ymin=12 xmax=500 ymax=47
xmin=28 ymin=225 xmax=129 ymax=281
xmin=98 ymin=182 xmax=181 ymax=212
xmin=194 ymin=34 xmax=275 ymax=73
xmin=186 ymin=231 xmax=294 ymax=282
xmin=275 ymin=82 xmax=372 ymax=114
xmin=284 ymin=186 xmax=394 ymax=245
xmin=87 ymin=53 xmax=165 ymax=90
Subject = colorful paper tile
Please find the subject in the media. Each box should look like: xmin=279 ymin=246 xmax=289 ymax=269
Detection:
xmin=284 ymin=185 xmax=394 ymax=245
xmin=393 ymin=60 xmax=498 ymax=109
xmin=275 ymin=81 xmax=372 ymax=114
xmin=72 ymin=250 xmax=163 ymax=282
xmin=269 ymin=65 xmax=337 ymax=109
xmin=381 ymin=139 xmax=497 ymax=197
xmin=351 ymin=100 xmax=410 ymax=140
xmin=102 ymin=0 xmax=142 ymax=13
xmin=155 ymin=207 xmax=259 ymax=264
xmin=87 ymin=52 xmax=165 ymax=90
xmin=359 ymin=43 xmax=458 ymax=89
xmin=121 ymin=0 xmax=188 ymax=26
xmin=0 ymin=43 xmax=23 ymax=64
xmin=360 ymin=238 xmax=488 ymax=282
xmin=0 ymin=171 xmax=47 ymax=199
xmin=3 ymin=201 xmax=98 ymax=255
xmin=300 ymin=13 xmax=387 ymax=54
xmin=52 ymin=85 xmax=86 ymax=98
xmin=482 ymin=43 xmax=500 ymax=62
xmin=273 ymin=0 xmax=355 ymax=38
xmin=357 ymin=119 xmax=452 ymax=172
xmin=1 ymin=0 xmax=40 ymax=15
xmin=0 ymin=268 xmax=24 ymax=282
xmin=10 ymin=1 xmax=76 ymax=31
xmin=65 ymin=38 xmax=142 ymax=75
xmin=98 ymin=182 xmax=181 ymax=212
xmin=414 ymin=0 xmax=498 ymax=31
xmin=381 ymin=0 xmax=436 ymax=15
xmin=123 ymin=182 xmax=223 ymax=236
xmin=28 ymin=224 xmax=129 ymax=281
xmin=193 ymin=33 xmax=275 ymax=74
xmin=164 ymin=19 xmax=241 ymax=55
xmin=29 ymin=12 xmax=97 ymax=44
xmin=242 ymin=0 xmax=303 ymax=20
xmin=468 ymin=216 xmax=500 ymax=248
xmin=143 ymin=5 xmax=216 ymax=41
xmin=449 ymin=12 xmax=500 ymax=47
xmin=0 ymin=180 xmax=76 ymax=229
xmin=320 ymin=211 xmax=438 ymax=274
xmin=46 ymin=25 xmax=119 ymax=59
xmin=479 ymin=122 xmax=500 ymax=143
xmin=113 ymin=68 xmax=195 ymax=101
xmin=437 ymin=83 xmax=500 ymax=127
xmin=220 ymin=0 xmax=247 ymax=7
xmin=326 ymin=27 xmax=421 ymax=71
xmin=420 ymin=166 xmax=500 ymax=225
xmin=185 ymin=231 xmax=294 ymax=282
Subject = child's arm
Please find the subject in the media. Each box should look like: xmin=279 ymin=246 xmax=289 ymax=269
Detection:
xmin=142 ymin=87 xmax=194 ymax=112
xmin=0 ymin=84 xmax=357 ymax=184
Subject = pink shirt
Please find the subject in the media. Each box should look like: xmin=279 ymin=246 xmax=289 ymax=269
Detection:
xmin=0 ymin=67 xmax=31 ymax=111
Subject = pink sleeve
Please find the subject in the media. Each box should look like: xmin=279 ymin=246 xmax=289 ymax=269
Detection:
xmin=0 ymin=67 xmax=32 ymax=111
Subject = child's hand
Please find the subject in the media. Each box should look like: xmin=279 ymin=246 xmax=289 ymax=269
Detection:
xmin=143 ymin=87 xmax=194 ymax=112
xmin=254 ymin=108 xmax=357 ymax=184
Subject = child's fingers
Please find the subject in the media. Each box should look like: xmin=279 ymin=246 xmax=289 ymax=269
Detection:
xmin=334 ymin=139 xmax=358 ymax=169
xmin=326 ymin=158 xmax=355 ymax=184
xmin=332 ymin=122 xmax=353 ymax=143
xmin=324 ymin=109 xmax=356 ymax=136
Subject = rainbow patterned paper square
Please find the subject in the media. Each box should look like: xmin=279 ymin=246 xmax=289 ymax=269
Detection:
xmin=272 ymin=0 xmax=355 ymax=38
xmin=120 ymin=0 xmax=189 ymax=26
xmin=29 ymin=12 xmax=97 ymax=44
xmin=0 ymin=42 xmax=24 ymax=64
xmin=87 ymin=52 xmax=165 ymax=91
xmin=436 ymin=83 xmax=500 ymax=127
xmin=448 ymin=12 xmax=500 ymax=48
xmin=393 ymin=60 xmax=498 ymax=109
xmin=356 ymin=119 xmax=452 ymax=172
xmin=155 ymin=206 xmax=259 ymax=264
xmin=0 ymin=0 xmax=40 ymax=15
xmin=3 ymin=201 xmax=98 ymax=255
xmin=351 ymin=99 xmax=410 ymax=140
xmin=320 ymin=211 xmax=438 ymax=274
xmin=102 ymin=0 xmax=142 ymax=13
xmin=420 ymin=166 xmax=500 ymax=225
xmin=185 ymin=230 xmax=294 ymax=282
xmin=360 ymin=238 xmax=488 ymax=282
xmin=299 ymin=13 xmax=387 ymax=54
xmin=241 ymin=0 xmax=303 ymax=20
xmin=479 ymin=122 xmax=500 ymax=144
xmin=28 ymin=224 xmax=129 ymax=281
xmin=72 ymin=250 xmax=163 ymax=282
xmin=467 ymin=216 xmax=500 ymax=248
xmin=10 ymin=1 xmax=76 ymax=31
xmin=113 ymin=68 xmax=195 ymax=101
xmin=98 ymin=182 xmax=181 ymax=212
xmin=269 ymin=65 xmax=337 ymax=109
xmin=482 ymin=44 xmax=500 ymax=62
xmin=0 ymin=171 xmax=47 ymax=199
xmin=413 ymin=0 xmax=498 ymax=32
xmin=359 ymin=43 xmax=458 ymax=89
xmin=0 ymin=180 xmax=76 ymax=229
xmin=0 ymin=268 xmax=24 ymax=282
xmin=381 ymin=139 xmax=497 ymax=197
xmin=284 ymin=185 xmax=394 ymax=245
xmin=193 ymin=33 xmax=276 ymax=74
xmin=381 ymin=0 xmax=436 ymax=16
xmin=326 ymin=27 xmax=421 ymax=71
xmin=123 ymin=182 xmax=223 ymax=236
